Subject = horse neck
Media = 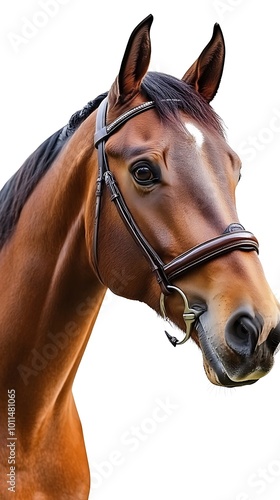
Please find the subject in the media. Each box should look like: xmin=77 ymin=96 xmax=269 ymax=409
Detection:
xmin=0 ymin=115 xmax=105 ymax=416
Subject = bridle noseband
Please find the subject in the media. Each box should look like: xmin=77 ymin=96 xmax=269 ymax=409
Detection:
xmin=94 ymin=97 xmax=259 ymax=346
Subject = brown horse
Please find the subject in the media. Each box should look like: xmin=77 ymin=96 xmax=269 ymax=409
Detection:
xmin=1 ymin=14 xmax=279 ymax=499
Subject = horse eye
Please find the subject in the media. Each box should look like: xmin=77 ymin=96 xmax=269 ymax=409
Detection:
xmin=132 ymin=164 xmax=159 ymax=185
xmin=134 ymin=167 xmax=153 ymax=181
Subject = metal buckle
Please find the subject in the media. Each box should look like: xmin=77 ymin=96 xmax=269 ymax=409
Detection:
xmin=160 ymin=285 xmax=202 ymax=346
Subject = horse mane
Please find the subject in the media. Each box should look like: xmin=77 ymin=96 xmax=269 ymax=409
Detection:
xmin=0 ymin=92 xmax=107 ymax=249
xmin=0 ymin=72 xmax=223 ymax=249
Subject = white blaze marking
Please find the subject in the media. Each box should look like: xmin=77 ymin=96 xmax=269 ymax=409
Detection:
xmin=185 ymin=122 xmax=204 ymax=148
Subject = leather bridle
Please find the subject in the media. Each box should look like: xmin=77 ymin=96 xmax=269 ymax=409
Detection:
xmin=94 ymin=97 xmax=259 ymax=345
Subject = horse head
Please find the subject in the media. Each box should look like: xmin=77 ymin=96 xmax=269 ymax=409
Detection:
xmin=91 ymin=15 xmax=280 ymax=387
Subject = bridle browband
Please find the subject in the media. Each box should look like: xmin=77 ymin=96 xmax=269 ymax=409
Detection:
xmin=93 ymin=97 xmax=259 ymax=345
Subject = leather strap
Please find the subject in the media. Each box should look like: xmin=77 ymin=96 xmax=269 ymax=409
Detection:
xmin=164 ymin=231 xmax=259 ymax=280
xmin=94 ymin=98 xmax=155 ymax=146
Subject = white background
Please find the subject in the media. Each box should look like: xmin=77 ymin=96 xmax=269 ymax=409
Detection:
xmin=1 ymin=1 xmax=280 ymax=499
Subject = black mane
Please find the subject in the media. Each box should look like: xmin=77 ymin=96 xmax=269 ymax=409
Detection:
xmin=0 ymin=92 xmax=107 ymax=248
xmin=0 ymin=73 xmax=223 ymax=249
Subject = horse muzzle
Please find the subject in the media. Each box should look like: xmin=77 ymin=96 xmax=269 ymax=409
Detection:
xmin=160 ymin=284 xmax=280 ymax=387
xmin=196 ymin=309 xmax=280 ymax=387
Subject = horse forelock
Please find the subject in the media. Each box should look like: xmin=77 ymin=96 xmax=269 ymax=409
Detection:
xmin=141 ymin=72 xmax=225 ymax=136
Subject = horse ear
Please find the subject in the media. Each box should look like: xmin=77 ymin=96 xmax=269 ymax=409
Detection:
xmin=109 ymin=15 xmax=153 ymax=106
xmin=182 ymin=24 xmax=225 ymax=103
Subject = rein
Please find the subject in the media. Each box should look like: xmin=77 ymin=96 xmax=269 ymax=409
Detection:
xmin=94 ymin=97 xmax=259 ymax=345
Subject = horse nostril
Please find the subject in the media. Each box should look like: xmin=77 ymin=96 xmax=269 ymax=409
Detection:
xmin=225 ymin=314 xmax=262 ymax=357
